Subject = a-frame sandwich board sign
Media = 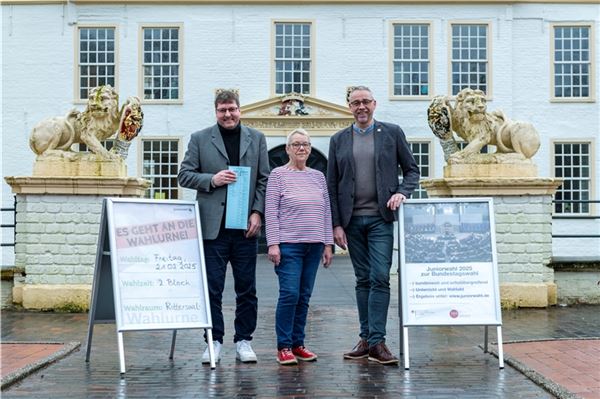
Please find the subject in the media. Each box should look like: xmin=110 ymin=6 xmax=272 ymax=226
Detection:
xmin=85 ymin=198 xmax=216 ymax=374
xmin=398 ymin=198 xmax=504 ymax=370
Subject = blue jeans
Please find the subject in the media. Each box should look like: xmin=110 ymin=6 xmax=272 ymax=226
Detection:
xmin=345 ymin=216 xmax=394 ymax=346
xmin=275 ymin=243 xmax=324 ymax=350
xmin=203 ymin=228 xmax=258 ymax=344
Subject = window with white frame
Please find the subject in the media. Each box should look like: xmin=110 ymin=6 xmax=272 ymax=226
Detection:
xmin=451 ymin=24 xmax=488 ymax=96
xmin=553 ymin=142 xmax=591 ymax=214
xmin=553 ymin=25 xmax=592 ymax=99
xmin=78 ymin=27 xmax=116 ymax=100
xmin=142 ymin=139 xmax=180 ymax=199
xmin=142 ymin=27 xmax=180 ymax=100
xmin=274 ymin=22 xmax=311 ymax=95
xmin=392 ymin=23 xmax=430 ymax=97
xmin=77 ymin=140 xmax=114 ymax=152
xmin=410 ymin=142 xmax=431 ymax=199
xmin=399 ymin=142 xmax=431 ymax=199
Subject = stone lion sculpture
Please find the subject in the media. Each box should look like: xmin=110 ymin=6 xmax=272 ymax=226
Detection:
xmin=427 ymin=88 xmax=540 ymax=164
xmin=29 ymin=85 xmax=143 ymax=160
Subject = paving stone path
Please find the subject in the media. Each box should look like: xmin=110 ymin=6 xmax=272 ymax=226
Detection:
xmin=2 ymin=255 xmax=599 ymax=398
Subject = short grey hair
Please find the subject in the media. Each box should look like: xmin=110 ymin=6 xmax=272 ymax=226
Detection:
xmin=286 ymin=128 xmax=311 ymax=146
xmin=346 ymin=85 xmax=373 ymax=103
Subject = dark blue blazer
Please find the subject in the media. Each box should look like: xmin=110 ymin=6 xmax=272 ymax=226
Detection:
xmin=327 ymin=120 xmax=420 ymax=228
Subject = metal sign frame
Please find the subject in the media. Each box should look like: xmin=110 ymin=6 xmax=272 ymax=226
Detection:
xmin=398 ymin=197 xmax=504 ymax=369
xmin=85 ymin=198 xmax=217 ymax=374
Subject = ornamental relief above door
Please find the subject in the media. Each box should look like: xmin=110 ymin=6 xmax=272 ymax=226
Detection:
xmin=240 ymin=93 xmax=354 ymax=137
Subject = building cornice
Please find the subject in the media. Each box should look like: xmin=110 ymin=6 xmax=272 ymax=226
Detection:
xmin=2 ymin=0 xmax=599 ymax=5
xmin=1 ymin=0 xmax=65 ymax=4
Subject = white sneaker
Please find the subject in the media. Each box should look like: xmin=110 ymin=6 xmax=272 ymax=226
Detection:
xmin=202 ymin=341 xmax=222 ymax=364
xmin=235 ymin=340 xmax=257 ymax=363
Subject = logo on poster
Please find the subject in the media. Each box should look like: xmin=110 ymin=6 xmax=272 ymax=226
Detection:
xmin=449 ymin=309 xmax=459 ymax=318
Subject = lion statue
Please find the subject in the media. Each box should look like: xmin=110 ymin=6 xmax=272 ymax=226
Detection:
xmin=29 ymin=85 xmax=143 ymax=160
xmin=427 ymin=88 xmax=540 ymax=164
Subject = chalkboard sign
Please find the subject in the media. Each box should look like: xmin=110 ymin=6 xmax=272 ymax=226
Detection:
xmin=107 ymin=199 xmax=210 ymax=331
xmin=86 ymin=198 xmax=216 ymax=373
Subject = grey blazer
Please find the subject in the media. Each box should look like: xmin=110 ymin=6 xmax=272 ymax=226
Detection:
xmin=178 ymin=124 xmax=270 ymax=240
xmin=327 ymin=120 xmax=420 ymax=229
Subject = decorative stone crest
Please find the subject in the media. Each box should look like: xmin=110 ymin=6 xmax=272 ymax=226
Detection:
xmin=277 ymin=93 xmax=309 ymax=116
xmin=240 ymin=95 xmax=353 ymax=137
xmin=215 ymin=87 xmax=240 ymax=97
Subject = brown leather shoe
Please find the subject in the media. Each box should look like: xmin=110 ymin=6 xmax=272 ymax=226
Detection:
xmin=343 ymin=339 xmax=369 ymax=359
xmin=368 ymin=342 xmax=399 ymax=365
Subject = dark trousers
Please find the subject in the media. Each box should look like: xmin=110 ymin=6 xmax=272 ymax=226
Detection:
xmin=203 ymin=228 xmax=258 ymax=344
xmin=345 ymin=215 xmax=394 ymax=346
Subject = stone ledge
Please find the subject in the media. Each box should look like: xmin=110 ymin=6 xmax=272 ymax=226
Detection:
xmin=4 ymin=176 xmax=151 ymax=196
xmin=33 ymin=158 xmax=126 ymax=178
xmin=422 ymin=177 xmax=562 ymax=197
xmin=19 ymin=284 xmax=91 ymax=311
xmin=444 ymin=163 xmax=538 ymax=178
xmin=554 ymin=269 xmax=600 ymax=305
xmin=500 ymin=282 xmax=556 ymax=308
xmin=550 ymin=258 xmax=600 ymax=271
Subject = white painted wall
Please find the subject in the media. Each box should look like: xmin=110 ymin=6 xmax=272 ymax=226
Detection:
xmin=2 ymin=2 xmax=599 ymax=266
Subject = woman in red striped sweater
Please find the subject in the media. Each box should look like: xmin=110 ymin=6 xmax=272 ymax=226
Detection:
xmin=265 ymin=128 xmax=334 ymax=365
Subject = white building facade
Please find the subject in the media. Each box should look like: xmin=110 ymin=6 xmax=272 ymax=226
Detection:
xmin=2 ymin=0 xmax=599 ymax=267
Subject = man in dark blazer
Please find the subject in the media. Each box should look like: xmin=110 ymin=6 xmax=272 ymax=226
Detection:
xmin=178 ymin=90 xmax=269 ymax=364
xmin=327 ymin=86 xmax=419 ymax=365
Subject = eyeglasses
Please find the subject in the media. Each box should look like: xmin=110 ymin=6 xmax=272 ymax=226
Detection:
xmin=349 ymin=99 xmax=374 ymax=108
xmin=216 ymin=107 xmax=239 ymax=114
xmin=289 ymin=142 xmax=311 ymax=149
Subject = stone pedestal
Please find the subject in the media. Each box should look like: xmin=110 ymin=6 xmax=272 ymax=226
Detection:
xmin=33 ymin=157 xmax=127 ymax=177
xmin=443 ymin=163 xmax=538 ymax=179
xmin=421 ymin=174 xmax=562 ymax=308
xmin=4 ymin=176 xmax=151 ymax=311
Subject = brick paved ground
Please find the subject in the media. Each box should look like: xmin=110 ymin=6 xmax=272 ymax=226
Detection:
xmin=1 ymin=254 xmax=599 ymax=398
xmin=2 ymin=344 xmax=66 ymax=376
xmin=503 ymin=339 xmax=600 ymax=399
xmin=1 ymin=342 xmax=81 ymax=389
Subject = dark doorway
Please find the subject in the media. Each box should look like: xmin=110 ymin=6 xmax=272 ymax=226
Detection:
xmin=267 ymin=144 xmax=328 ymax=173
xmin=259 ymin=144 xmax=328 ymax=253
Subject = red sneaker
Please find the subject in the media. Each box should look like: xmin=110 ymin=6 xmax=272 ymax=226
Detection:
xmin=292 ymin=346 xmax=317 ymax=361
xmin=277 ymin=348 xmax=298 ymax=365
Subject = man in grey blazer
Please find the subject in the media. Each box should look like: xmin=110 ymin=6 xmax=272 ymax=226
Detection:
xmin=327 ymin=86 xmax=419 ymax=365
xmin=178 ymin=90 xmax=269 ymax=364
